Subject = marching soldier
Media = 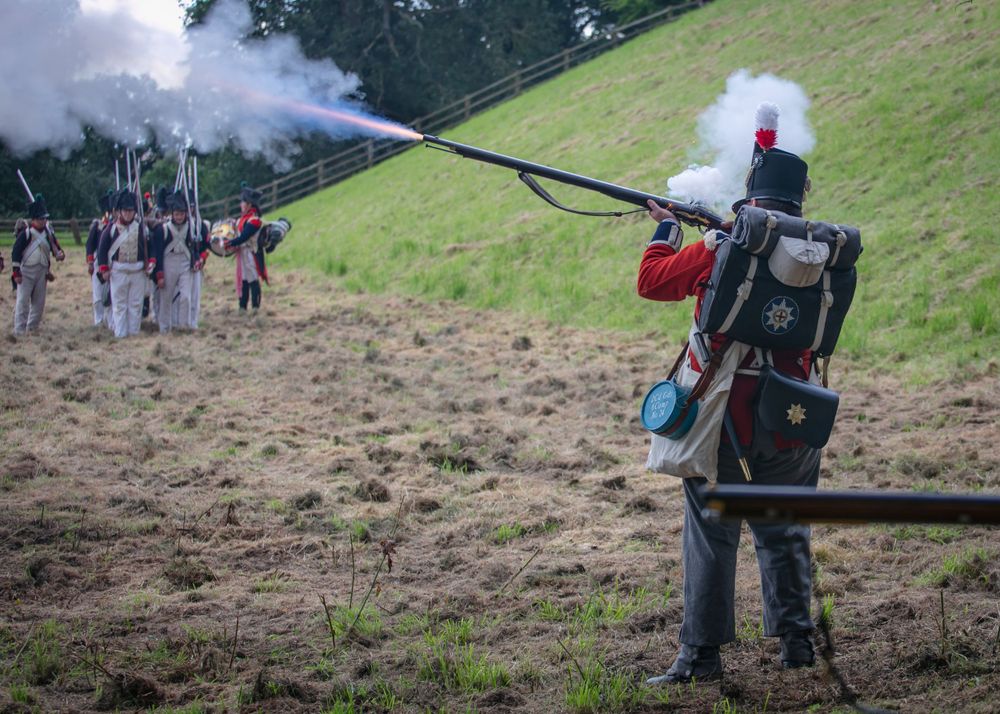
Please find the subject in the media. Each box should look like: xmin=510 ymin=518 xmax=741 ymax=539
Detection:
xmin=86 ymin=190 xmax=115 ymax=328
xmin=224 ymin=182 xmax=268 ymax=315
xmin=97 ymin=190 xmax=153 ymax=338
xmin=144 ymin=188 xmax=171 ymax=324
xmin=11 ymin=194 xmax=64 ymax=335
xmin=151 ymin=191 xmax=203 ymax=333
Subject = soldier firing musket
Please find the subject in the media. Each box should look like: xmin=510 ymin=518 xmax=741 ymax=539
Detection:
xmin=635 ymin=103 xmax=862 ymax=683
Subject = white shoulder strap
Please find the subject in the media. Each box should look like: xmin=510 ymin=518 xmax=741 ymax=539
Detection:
xmin=718 ymin=255 xmax=758 ymax=334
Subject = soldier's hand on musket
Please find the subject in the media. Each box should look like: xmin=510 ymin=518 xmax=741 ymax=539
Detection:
xmin=55 ymin=249 xmax=65 ymax=262
xmin=646 ymin=199 xmax=678 ymax=225
xmin=193 ymin=257 xmax=204 ymax=272
xmin=156 ymin=272 xmax=165 ymax=290
xmin=12 ymin=269 xmax=22 ymax=284
xmin=87 ymin=261 xmax=94 ymax=276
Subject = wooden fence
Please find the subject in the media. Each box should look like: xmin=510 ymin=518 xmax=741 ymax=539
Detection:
xmin=4 ymin=1 xmax=706 ymax=225
xmin=0 ymin=218 xmax=83 ymax=246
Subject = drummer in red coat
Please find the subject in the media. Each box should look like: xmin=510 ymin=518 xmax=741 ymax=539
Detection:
xmin=224 ymin=182 xmax=268 ymax=315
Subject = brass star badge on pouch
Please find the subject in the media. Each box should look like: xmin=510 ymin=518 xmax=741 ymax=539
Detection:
xmin=786 ymin=403 xmax=807 ymax=425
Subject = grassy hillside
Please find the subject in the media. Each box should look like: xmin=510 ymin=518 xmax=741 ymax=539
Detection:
xmin=273 ymin=0 xmax=999 ymax=381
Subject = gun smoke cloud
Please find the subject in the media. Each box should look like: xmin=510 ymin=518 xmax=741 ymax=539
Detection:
xmin=0 ymin=0 xmax=410 ymax=170
xmin=666 ymin=69 xmax=815 ymax=212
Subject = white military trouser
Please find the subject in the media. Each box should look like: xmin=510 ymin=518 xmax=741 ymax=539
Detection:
xmin=159 ymin=251 xmax=191 ymax=333
xmin=91 ymin=271 xmax=112 ymax=327
xmin=189 ymin=269 xmax=203 ymax=328
xmin=13 ymin=263 xmax=48 ymax=334
xmin=110 ymin=261 xmax=147 ymax=338
xmin=238 ymin=246 xmax=258 ymax=282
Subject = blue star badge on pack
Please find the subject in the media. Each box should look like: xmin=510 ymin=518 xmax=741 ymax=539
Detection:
xmin=762 ymin=296 xmax=798 ymax=335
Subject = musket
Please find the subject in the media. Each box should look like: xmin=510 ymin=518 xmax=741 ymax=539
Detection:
xmin=422 ymin=134 xmax=725 ymax=231
xmin=115 ymin=160 xmax=121 ymax=191
xmin=192 ymin=156 xmax=202 ymax=231
xmin=132 ymin=149 xmax=145 ymax=225
xmin=175 ymin=148 xmax=188 ymax=192
xmin=15 ymin=170 xmax=34 ymax=202
xmin=700 ymin=485 xmax=1000 ymax=526
xmin=180 ymin=159 xmax=196 ymax=245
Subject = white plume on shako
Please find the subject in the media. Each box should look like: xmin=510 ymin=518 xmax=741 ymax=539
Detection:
xmin=0 ymin=0 xmax=413 ymax=169
xmin=666 ymin=69 xmax=816 ymax=212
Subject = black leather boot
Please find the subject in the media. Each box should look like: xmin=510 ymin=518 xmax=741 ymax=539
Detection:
xmin=646 ymin=644 xmax=722 ymax=684
xmin=780 ymin=630 xmax=816 ymax=669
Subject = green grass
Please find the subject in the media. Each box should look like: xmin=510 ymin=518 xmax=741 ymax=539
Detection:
xmin=252 ymin=571 xmax=292 ymax=594
xmin=323 ymin=604 xmax=384 ymax=640
xmin=917 ymin=547 xmax=994 ymax=588
xmin=272 ymin=0 xmax=999 ymax=381
xmin=417 ymin=641 xmax=510 ymax=693
xmin=19 ymin=620 xmax=64 ymax=686
xmin=494 ymin=522 xmax=527 ymax=544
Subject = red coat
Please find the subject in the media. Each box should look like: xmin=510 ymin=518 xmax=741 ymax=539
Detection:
xmin=638 ymin=235 xmax=812 ymax=449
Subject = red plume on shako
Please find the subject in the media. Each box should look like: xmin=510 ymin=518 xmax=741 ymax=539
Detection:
xmin=754 ymin=102 xmax=780 ymax=151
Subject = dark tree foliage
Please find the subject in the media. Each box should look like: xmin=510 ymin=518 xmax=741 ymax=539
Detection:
xmin=2 ymin=0 xmax=687 ymax=217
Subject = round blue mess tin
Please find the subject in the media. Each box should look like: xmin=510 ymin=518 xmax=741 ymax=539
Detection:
xmin=641 ymin=380 xmax=699 ymax=439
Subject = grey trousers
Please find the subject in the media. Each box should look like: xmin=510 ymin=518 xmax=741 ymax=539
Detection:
xmin=679 ymin=440 xmax=820 ymax=646
xmin=13 ymin=262 xmax=48 ymax=334
xmin=158 ymin=251 xmax=191 ymax=333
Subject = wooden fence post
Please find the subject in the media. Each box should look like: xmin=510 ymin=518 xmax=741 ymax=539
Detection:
xmin=513 ymin=70 xmax=523 ymax=96
xmin=366 ymin=140 xmax=374 ymax=169
xmin=317 ymin=162 xmax=325 ymax=190
xmin=68 ymin=217 xmax=81 ymax=245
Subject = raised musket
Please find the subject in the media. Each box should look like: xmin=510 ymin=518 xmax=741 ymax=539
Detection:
xmin=15 ymin=169 xmax=34 ymax=202
xmin=700 ymin=485 xmax=1000 ymax=526
xmin=422 ymin=134 xmax=725 ymax=230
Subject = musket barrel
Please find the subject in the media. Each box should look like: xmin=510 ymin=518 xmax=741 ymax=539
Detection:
xmin=422 ymin=134 xmax=724 ymax=229
xmin=16 ymin=170 xmax=34 ymax=202
xmin=701 ymin=485 xmax=1000 ymax=525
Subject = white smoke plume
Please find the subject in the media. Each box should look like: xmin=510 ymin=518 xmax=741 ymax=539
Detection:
xmin=0 ymin=0 xmax=402 ymax=170
xmin=666 ymin=69 xmax=815 ymax=212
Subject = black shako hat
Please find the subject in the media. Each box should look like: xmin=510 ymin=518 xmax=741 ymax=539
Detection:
xmin=116 ymin=190 xmax=138 ymax=212
xmin=239 ymin=181 xmax=262 ymax=206
xmin=167 ymin=190 xmax=188 ymax=213
xmin=156 ymin=186 xmax=170 ymax=212
xmin=27 ymin=193 xmax=49 ymax=219
xmin=98 ymin=189 xmax=115 ymax=214
xmin=732 ymin=102 xmax=809 ymax=213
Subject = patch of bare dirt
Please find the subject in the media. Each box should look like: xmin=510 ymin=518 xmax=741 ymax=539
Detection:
xmin=0 ymin=256 xmax=997 ymax=712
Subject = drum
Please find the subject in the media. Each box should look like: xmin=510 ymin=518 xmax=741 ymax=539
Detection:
xmin=209 ymin=219 xmax=237 ymax=257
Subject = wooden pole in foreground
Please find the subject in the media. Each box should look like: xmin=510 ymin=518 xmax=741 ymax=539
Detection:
xmin=701 ymin=485 xmax=1000 ymax=525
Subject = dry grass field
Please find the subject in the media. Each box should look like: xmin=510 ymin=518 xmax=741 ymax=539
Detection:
xmin=1 ymin=252 xmax=998 ymax=712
